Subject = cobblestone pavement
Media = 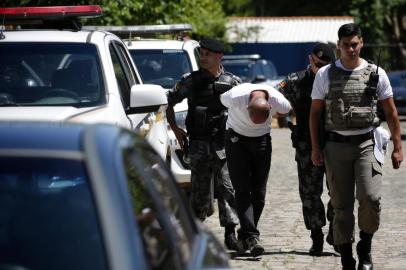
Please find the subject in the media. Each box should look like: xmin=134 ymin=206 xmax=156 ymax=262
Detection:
xmin=205 ymin=120 xmax=406 ymax=270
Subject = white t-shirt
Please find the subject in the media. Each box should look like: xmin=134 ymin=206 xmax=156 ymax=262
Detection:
xmin=311 ymin=59 xmax=393 ymax=135
xmin=220 ymin=83 xmax=292 ymax=137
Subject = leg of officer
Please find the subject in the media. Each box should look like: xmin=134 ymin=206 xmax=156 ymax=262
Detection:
xmin=213 ymin=154 xmax=239 ymax=249
xmin=189 ymin=140 xmax=213 ymax=220
xmin=355 ymin=139 xmax=382 ymax=269
xmin=355 ymin=139 xmax=381 ymax=233
xmin=324 ymin=141 xmax=357 ymax=268
xmin=296 ymin=145 xmax=326 ymax=256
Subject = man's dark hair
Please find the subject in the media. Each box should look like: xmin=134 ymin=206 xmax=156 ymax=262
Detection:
xmin=338 ymin=23 xmax=362 ymax=40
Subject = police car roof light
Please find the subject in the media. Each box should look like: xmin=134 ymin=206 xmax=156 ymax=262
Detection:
xmin=83 ymin=24 xmax=192 ymax=35
xmin=0 ymin=5 xmax=102 ymax=20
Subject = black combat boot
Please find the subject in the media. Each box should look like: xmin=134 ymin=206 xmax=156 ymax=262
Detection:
xmin=224 ymin=225 xmax=239 ymax=251
xmin=356 ymin=231 xmax=374 ymax=270
xmin=339 ymin=243 xmax=356 ymax=270
xmin=326 ymin=222 xmax=340 ymax=253
xmin=309 ymin=228 xmax=324 ymax=256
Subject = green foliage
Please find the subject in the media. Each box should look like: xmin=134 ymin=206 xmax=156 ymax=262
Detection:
xmin=221 ymin=0 xmax=254 ymax=16
xmin=89 ymin=0 xmax=226 ymax=39
xmin=1 ymin=0 xmax=226 ymax=39
xmin=349 ymin=0 xmax=406 ymax=69
xmin=3 ymin=0 xmax=406 ymax=69
xmin=222 ymin=0 xmax=350 ymax=16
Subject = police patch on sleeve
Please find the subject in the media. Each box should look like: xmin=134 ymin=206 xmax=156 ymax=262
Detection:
xmin=278 ymin=79 xmax=288 ymax=90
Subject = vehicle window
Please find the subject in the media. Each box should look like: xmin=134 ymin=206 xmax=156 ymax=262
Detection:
xmin=252 ymin=62 xmax=263 ymax=77
xmin=109 ymin=43 xmax=132 ymax=109
xmin=389 ymin=72 xmax=406 ymax=88
xmin=121 ymin=134 xmax=195 ymax=269
xmin=0 ymin=157 xmax=106 ymax=270
xmin=115 ymin=43 xmax=138 ymax=86
xmin=0 ymin=43 xmax=105 ymax=107
xmin=222 ymin=61 xmax=253 ymax=82
xmin=260 ymin=60 xmax=278 ymax=79
xmin=193 ymin=46 xmax=201 ymax=69
xmin=130 ymin=49 xmax=192 ymax=88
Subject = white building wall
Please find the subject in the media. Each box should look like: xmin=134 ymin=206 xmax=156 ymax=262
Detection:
xmin=226 ymin=16 xmax=355 ymax=44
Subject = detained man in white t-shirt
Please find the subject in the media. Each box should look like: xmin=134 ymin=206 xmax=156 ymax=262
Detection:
xmin=309 ymin=23 xmax=403 ymax=269
xmin=220 ymin=83 xmax=291 ymax=256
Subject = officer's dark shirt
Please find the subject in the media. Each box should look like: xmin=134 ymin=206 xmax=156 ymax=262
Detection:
xmin=278 ymin=68 xmax=314 ymax=141
xmin=167 ymin=67 xmax=240 ymax=139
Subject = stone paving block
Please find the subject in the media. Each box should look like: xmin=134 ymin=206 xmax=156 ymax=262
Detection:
xmin=205 ymin=127 xmax=406 ymax=269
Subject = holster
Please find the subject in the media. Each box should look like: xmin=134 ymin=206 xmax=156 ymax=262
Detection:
xmin=288 ymin=121 xmax=299 ymax=148
xmin=193 ymin=106 xmax=208 ymax=135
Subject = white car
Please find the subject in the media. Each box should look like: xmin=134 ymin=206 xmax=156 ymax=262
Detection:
xmin=0 ymin=6 xmax=169 ymax=159
xmin=127 ymin=38 xmax=199 ymax=185
xmin=83 ymin=25 xmax=201 ymax=185
xmin=82 ymin=24 xmax=199 ymax=185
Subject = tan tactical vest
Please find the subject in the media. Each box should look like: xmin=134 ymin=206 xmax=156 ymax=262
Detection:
xmin=325 ymin=62 xmax=380 ymax=131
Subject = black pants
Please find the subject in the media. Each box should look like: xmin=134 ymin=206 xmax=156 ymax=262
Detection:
xmin=225 ymin=129 xmax=272 ymax=240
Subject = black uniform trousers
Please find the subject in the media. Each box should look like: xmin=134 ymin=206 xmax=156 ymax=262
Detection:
xmin=225 ymin=128 xmax=272 ymax=240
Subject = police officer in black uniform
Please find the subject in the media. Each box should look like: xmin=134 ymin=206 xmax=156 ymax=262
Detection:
xmin=166 ymin=38 xmax=241 ymax=250
xmin=277 ymin=43 xmax=337 ymax=256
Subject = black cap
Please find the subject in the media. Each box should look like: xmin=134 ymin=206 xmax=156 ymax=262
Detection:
xmin=312 ymin=43 xmax=336 ymax=62
xmin=199 ymin=38 xmax=224 ymax=54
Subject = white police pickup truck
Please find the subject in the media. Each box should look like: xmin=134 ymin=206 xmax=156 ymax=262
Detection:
xmin=84 ymin=24 xmax=199 ymax=185
xmin=0 ymin=5 xmax=169 ymax=159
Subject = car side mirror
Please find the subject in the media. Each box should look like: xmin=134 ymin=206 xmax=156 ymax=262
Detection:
xmin=129 ymin=84 xmax=168 ymax=113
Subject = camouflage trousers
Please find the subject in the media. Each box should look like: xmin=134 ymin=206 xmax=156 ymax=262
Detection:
xmin=188 ymin=139 xmax=239 ymax=227
xmin=295 ymin=141 xmax=334 ymax=230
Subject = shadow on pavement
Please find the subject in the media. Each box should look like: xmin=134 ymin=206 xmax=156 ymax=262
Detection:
xmin=229 ymin=250 xmax=340 ymax=260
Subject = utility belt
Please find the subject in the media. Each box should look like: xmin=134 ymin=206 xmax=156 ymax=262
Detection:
xmin=227 ymin=128 xmax=270 ymax=141
xmin=288 ymin=122 xmax=311 ymax=148
xmin=326 ymin=131 xmax=374 ymax=144
xmin=189 ymin=134 xmax=224 ymax=141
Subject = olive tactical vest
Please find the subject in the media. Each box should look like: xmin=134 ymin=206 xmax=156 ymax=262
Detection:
xmin=325 ymin=62 xmax=380 ymax=131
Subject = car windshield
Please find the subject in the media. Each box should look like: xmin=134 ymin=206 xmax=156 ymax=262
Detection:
xmin=0 ymin=157 xmax=107 ymax=270
xmin=130 ymin=49 xmax=192 ymax=89
xmin=0 ymin=43 xmax=105 ymax=107
xmin=222 ymin=58 xmax=278 ymax=82
xmin=221 ymin=60 xmax=254 ymax=82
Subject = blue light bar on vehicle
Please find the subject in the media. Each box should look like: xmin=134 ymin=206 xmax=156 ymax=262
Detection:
xmin=0 ymin=5 xmax=102 ymax=20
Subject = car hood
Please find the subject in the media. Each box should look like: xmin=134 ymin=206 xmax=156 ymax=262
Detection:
xmin=0 ymin=106 xmax=102 ymax=122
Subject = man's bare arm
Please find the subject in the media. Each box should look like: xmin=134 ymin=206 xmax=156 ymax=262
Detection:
xmin=310 ymin=99 xmax=325 ymax=166
xmin=381 ymin=98 xmax=403 ymax=169
xmin=166 ymin=104 xmax=187 ymax=149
